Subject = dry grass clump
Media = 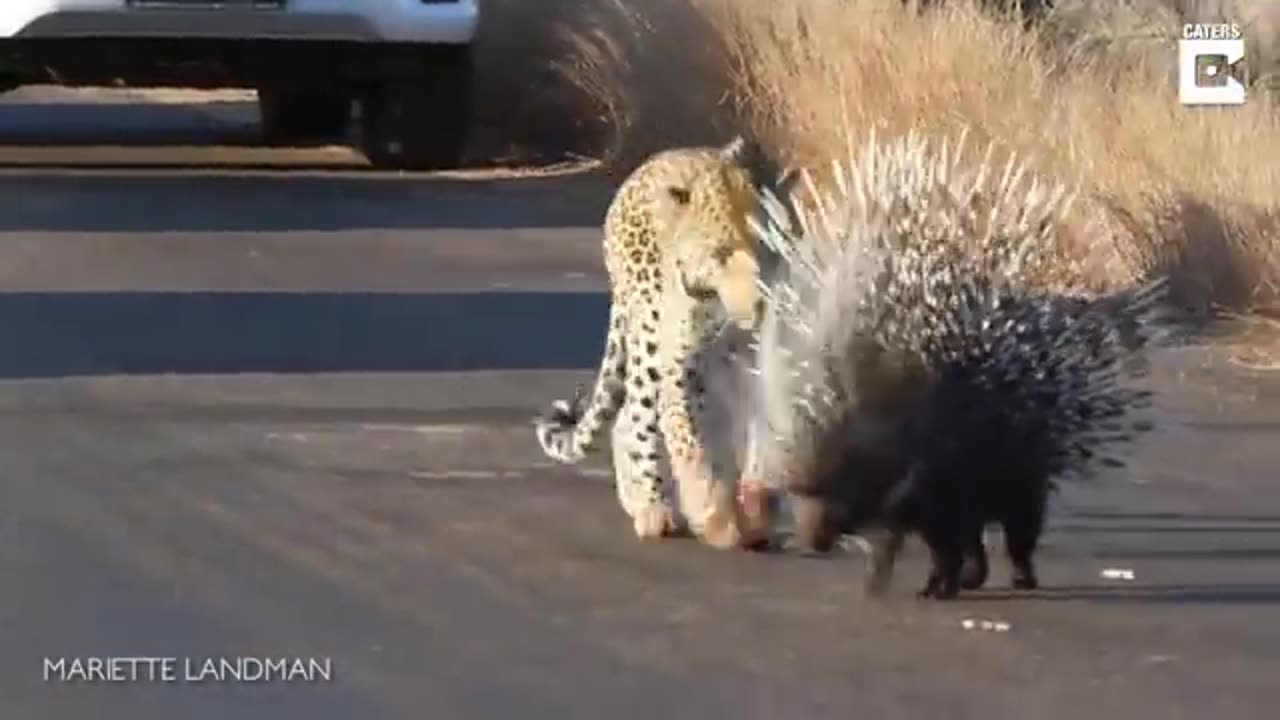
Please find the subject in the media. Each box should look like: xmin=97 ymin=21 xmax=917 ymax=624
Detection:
xmin=480 ymin=0 xmax=1280 ymax=327
xmin=705 ymin=0 xmax=1280 ymax=319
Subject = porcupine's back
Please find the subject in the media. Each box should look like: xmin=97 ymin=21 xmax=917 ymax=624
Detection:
xmin=899 ymin=275 xmax=1165 ymax=507
xmin=744 ymin=129 xmax=1166 ymax=541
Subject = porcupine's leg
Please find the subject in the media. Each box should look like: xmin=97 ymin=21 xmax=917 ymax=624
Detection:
xmin=959 ymin=529 xmax=991 ymax=590
xmin=1004 ymin=493 xmax=1046 ymax=591
xmin=863 ymin=528 xmax=906 ymax=599
xmin=918 ymin=526 xmax=966 ymax=600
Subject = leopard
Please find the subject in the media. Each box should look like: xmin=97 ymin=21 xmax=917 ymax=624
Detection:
xmin=534 ymin=136 xmax=796 ymax=551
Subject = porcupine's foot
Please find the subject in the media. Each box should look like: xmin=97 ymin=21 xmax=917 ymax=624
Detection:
xmin=864 ymin=563 xmax=894 ymax=600
xmin=1005 ymin=502 xmax=1044 ymax=591
xmin=1010 ymin=561 xmax=1039 ymax=590
xmin=917 ymin=544 xmax=963 ymax=600
xmin=1011 ymin=571 xmax=1039 ymax=591
xmin=863 ymin=530 xmax=905 ymax=600
xmin=632 ymin=501 xmax=682 ymax=540
xmin=917 ymin=572 xmax=940 ymax=599
xmin=959 ymin=561 xmax=989 ymax=590
xmin=917 ymin=572 xmax=961 ymax=600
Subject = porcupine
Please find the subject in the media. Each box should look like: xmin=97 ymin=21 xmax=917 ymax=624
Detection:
xmin=741 ymin=129 xmax=1172 ymax=600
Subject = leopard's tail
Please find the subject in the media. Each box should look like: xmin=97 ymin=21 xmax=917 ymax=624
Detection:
xmin=534 ymin=302 xmax=629 ymax=464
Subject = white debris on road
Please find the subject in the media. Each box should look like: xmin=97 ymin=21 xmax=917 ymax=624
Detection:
xmin=962 ymin=618 xmax=1012 ymax=632
xmin=1100 ymin=568 xmax=1137 ymax=581
xmin=266 ymin=431 xmax=310 ymax=443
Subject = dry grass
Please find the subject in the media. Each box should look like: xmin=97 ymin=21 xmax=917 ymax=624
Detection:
xmin=706 ymin=0 xmax=1280 ymax=318
xmin=472 ymin=0 xmax=739 ymax=169
xmin=480 ymin=0 xmax=1280 ymax=328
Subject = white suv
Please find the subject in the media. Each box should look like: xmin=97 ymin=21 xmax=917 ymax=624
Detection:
xmin=0 ymin=0 xmax=480 ymax=169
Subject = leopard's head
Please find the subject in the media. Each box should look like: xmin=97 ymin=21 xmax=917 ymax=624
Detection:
xmin=658 ymin=136 xmax=796 ymax=330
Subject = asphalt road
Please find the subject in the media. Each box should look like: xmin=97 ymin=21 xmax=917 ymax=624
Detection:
xmin=0 ymin=89 xmax=1277 ymax=720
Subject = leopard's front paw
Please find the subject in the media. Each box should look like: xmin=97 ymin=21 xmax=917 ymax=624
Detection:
xmin=735 ymin=479 xmax=775 ymax=551
xmin=632 ymin=502 xmax=680 ymax=541
xmin=698 ymin=503 xmax=742 ymax=550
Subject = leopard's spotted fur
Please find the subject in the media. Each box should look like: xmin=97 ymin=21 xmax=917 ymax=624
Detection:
xmin=535 ymin=136 xmax=794 ymax=549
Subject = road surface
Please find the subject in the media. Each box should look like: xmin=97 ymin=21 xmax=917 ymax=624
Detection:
xmin=0 ymin=89 xmax=1277 ymax=720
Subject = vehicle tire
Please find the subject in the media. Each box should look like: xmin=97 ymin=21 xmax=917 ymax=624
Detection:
xmin=258 ymin=89 xmax=352 ymax=145
xmin=359 ymin=47 xmax=472 ymax=171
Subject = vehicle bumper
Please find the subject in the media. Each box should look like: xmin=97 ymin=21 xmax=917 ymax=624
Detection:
xmin=1 ymin=0 xmax=478 ymax=44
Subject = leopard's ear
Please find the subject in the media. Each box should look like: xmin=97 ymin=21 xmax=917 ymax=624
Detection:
xmin=720 ymin=134 xmax=779 ymax=189
xmin=718 ymin=134 xmax=751 ymax=164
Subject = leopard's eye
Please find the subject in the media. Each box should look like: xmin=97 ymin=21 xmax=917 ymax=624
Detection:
xmin=712 ymin=246 xmax=733 ymax=263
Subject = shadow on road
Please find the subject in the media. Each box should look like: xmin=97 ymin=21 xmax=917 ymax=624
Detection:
xmin=0 ymin=99 xmax=261 ymax=146
xmin=0 ymin=171 xmax=614 ymax=232
xmin=1067 ymin=510 xmax=1280 ymax=524
xmin=1090 ymin=546 xmax=1280 ymax=560
xmin=1051 ymin=508 xmax=1280 ymax=564
xmin=0 ymin=290 xmax=607 ymax=377
xmin=965 ymin=584 xmax=1280 ymax=606
xmin=1054 ymin=521 xmax=1280 ymax=534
